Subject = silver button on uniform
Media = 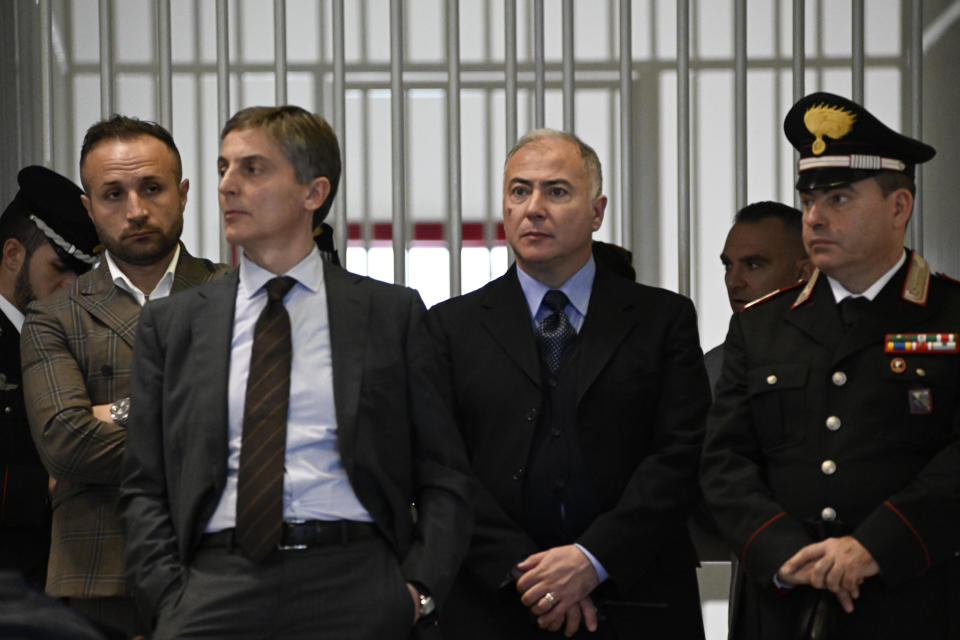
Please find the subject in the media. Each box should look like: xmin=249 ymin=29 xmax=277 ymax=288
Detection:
xmin=821 ymin=459 xmax=837 ymax=475
xmin=821 ymin=507 xmax=837 ymax=522
xmin=831 ymin=371 xmax=847 ymax=386
xmin=766 ymin=375 xmax=778 ymax=385
xmin=825 ymin=416 xmax=842 ymax=431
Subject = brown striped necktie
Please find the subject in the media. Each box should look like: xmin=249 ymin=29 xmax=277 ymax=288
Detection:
xmin=235 ymin=276 xmax=296 ymax=561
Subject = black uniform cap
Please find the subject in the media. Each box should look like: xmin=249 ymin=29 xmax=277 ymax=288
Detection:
xmin=784 ymin=91 xmax=935 ymax=191
xmin=1 ymin=166 xmax=100 ymax=274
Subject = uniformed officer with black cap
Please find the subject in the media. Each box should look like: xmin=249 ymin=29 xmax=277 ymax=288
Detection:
xmin=702 ymin=91 xmax=960 ymax=639
xmin=0 ymin=165 xmax=99 ymax=590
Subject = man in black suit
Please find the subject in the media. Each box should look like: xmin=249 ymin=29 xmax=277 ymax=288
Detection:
xmin=0 ymin=166 xmax=99 ymax=590
xmin=429 ymin=129 xmax=710 ymax=639
xmin=119 ymin=105 xmax=473 ymax=639
xmin=702 ymin=92 xmax=960 ymax=639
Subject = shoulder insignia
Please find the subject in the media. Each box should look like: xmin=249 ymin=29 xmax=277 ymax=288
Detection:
xmin=902 ymin=252 xmax=930 ymax=306
xmin=791 ymin=269 xmax=821 ymax=309
xmin=935 ymin=271 xmax=960 ymax=286
xmin=742 ymin=279 xmax=805 ymax=311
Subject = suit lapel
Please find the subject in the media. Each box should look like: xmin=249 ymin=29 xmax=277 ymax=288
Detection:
xmin=74 ymin=261 xmax=141 ymax=349
xmin=478 ymin=267 xmax=542 ymax=386
xmin=324 ymin=264 xmax=369 ymax=475
xmin=191 ymin=270 xmax=239 ymax=488
xmin=575 ymin=269 xmax=636 ymax=403
xmin=172 ymin=245 xmax=213 ymax=292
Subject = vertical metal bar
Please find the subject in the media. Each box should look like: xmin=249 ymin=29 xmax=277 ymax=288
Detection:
xmin=562 ymin=0 xmax=574 ymax=132
xmin=851 ymin=0 xmax=864 ymax=103
xmin=734 ymin=0 xmax=747 ymax=211
xmin=157 ymin=0 xmax=173 ymax=129
xmin=619 ymin=0 xmax=633 ymax=255
xmin=505 ymin=0 xmax=517 ymax=147
xmin=39 ymin=0 xmax=53 ymax=167
xmin=447 ymin=0 xmax=462 ymax=296
xmin=99 ymin=0 xmax=114 ymax=118
xmin=534 ymin=0 xmax=545 ymax=128
xmin=333 ymin=0 xmax=347 ymax=261
xmin=216 ymin=0 xmax=231 ymax=262
xmin=390 ymin=0 xmax=406 ymax=284
xmin=792 ymin=0 xmax=805 ymax=103
xmin=274 ymin=0 xmax=287 ymax=105
xmin=677 ymin=0 xmax=690 ymax=296
xmin=792 ymin=0 xmax=805 ymax=208
xmin=910 ymin=0 xmax=923 ymax=252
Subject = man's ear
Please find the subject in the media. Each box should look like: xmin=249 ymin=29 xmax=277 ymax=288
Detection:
xmin=304 ymin=176 xmax=332 ymax=213
xmin=889 ymin=187 xmax=913 ymax=231
xmin=2 ymin=237 xmax=27 ymax=273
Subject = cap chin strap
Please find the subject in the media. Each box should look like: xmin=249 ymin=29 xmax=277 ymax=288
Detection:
xmin=798 ymin=154 xmax=906 ymax=173
xmin=28 ymin=213 xmax=98 ymax=265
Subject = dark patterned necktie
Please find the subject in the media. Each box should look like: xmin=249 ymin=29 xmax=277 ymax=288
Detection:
xmin=839 ymin=296 xmax=869 ymax=329
xmin=235 ymin=276 xmax=296 ymax=562
xmin=536 ymin=290 xmax=576 ymax=374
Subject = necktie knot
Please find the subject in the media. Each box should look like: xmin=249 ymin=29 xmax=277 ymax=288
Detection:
xmin=542 ymin=290 xmax=570 ymax=314
xmin=266 ymin=276 xmax=296 ymax=302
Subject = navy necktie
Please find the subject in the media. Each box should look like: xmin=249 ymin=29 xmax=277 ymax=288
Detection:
xmin=536 ymin=290 xmax=576 ymax=373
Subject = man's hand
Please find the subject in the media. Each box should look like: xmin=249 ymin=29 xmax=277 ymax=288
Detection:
xmin=516 ymin=545 xmax=600 ymax=634
xmin=91 ymin=403 xmax=113 ymax=424
xmin=406 ymin=583 xmax=421 ymax=624
xmin=778 ymin=536 xmax=880 ymax=613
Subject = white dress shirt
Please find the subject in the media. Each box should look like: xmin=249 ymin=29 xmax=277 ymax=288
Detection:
xmin=105 ymin=244 xmax=181 ymax=305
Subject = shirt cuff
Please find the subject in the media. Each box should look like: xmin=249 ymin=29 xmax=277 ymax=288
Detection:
xmin=574 ymin=543 xmax=608 ymax=584
xmin=772 ymin=572 xmax=795 ymax=590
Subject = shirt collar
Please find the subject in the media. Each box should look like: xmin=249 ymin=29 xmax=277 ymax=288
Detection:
xmin=238 ymin=246 xmax=323 ymax=299
xmin=517 ymin=255 xmax=595 ymax=320
xmin=0 ymin=294 xmax=24 ymax=332
xmin=827 ymin=249 xmax=906 ymax=303
xmin=105 ymin=243 xmax=181 ymax=305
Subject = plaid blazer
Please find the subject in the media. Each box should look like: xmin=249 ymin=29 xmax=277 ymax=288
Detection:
xmin=21 ymin=247 xmax=228 ymax=598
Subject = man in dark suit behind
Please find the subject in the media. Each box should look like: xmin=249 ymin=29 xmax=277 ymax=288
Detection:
xmin=702 ymin=92 xmax=960 ymax=639
xmin=428 ymin=129 xmax=710 ymax=639
xmin=119 ymin=105 xmax=473 ymax=639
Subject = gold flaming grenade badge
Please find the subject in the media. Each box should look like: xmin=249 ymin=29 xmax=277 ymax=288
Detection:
xmin=803 ymin=103 xmax=856 ymax=155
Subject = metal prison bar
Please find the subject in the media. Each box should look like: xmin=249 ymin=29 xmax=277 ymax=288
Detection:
xmin=47 ymin=0 xmax=925 ymax=296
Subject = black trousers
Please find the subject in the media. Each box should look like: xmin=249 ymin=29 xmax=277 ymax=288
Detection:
xmin=154 ymin=536 xmax=416 ymax=640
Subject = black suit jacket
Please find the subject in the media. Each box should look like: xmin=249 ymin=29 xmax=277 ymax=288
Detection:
xmin=701 ymin=251 xmax=960 ymax=638
xmin=118 ymin=263 xmax=474 ymax=621
xmin=428 ymin=264 xmax=710 ymax=639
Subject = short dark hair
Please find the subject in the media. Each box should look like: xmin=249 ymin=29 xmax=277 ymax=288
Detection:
xmin=79 ymin=115 xmax=182 ymax=191
xmin=0 ymin=209 xmax=44 ymax=255
xmin=221 ymin=105 xmax=342 ymax=224
xmin=873 ymin=170 xmax=916 ymax=198
xmin=734 ymin=201 xmax=803 ymax=237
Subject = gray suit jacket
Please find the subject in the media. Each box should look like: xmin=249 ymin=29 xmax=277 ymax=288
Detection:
xmin=118 ymin=262 xmax=474 ymax=620
xmin=22 ymin=248 xmax=227 ymax=598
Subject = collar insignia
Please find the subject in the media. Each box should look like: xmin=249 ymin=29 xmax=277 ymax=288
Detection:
xmin=804 ymin=104 xmax=856 ymax=155
xmin=791 ymin=269 xmax=820 ymax=308
xmin=902 ymin=252 xmax=930 ymax=305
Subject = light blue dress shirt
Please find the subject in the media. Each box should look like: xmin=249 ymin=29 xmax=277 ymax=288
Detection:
xmin=206 ymin=247 xmax=372 ymax=533
xmin=515 ymin=255 xmax=608 ymax=584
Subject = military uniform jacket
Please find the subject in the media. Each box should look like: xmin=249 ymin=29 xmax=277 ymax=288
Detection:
xmin=21 ymin=247 xmax=227 ymax=598
xmin=702 ymin=250 xmax=960 ymax=638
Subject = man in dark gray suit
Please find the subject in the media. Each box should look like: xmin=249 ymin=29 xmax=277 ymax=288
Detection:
xmin=119 ymin=105 xmax=473 ymax=639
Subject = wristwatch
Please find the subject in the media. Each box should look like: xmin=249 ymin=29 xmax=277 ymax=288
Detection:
xmin=110 ymin=396 xmax=131 ymax=427
xmin=417 ymin=591 xmax=436 ymax=619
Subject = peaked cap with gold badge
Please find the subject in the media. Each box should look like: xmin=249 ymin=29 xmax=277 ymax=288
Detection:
xmin=784 ymin=91 xmax=935 ymax=191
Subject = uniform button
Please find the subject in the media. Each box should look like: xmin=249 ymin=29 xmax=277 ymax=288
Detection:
xmin=3 ymin=406 xmax=11 ymax=415
xmin=831 ymin=371 xmax=847 ymax=386
xmin=821 ymin=507 xmax=837 ymax=522
xmin=512 ymin=467 xmax=524 ymax=481
xmin=825 ymin=416 xmax=842 ymax=431
xmin=551 ymin=428 xmax=561 ymax=437
xmin=820 ymin=459 xmax=837 ymax=475
xmin=917 ymin=368 xmax=926 ymax=377
xmin=525 ymin=408 xmax=538 ymax=421
xmin=548 ymin=377 xmax=558 ymax=388
xmin=766 ymin=375 xmax=778 ymax=385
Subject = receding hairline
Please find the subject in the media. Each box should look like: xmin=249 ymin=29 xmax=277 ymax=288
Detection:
xmin=79 ymin=133 xmax=183 ymax=191
xmin=505 ymin=128 xmax=603 ymax=198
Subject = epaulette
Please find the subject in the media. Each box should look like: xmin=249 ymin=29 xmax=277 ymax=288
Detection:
xmin=902 ymin=251 xmax=930 ymax=305
xmin=790 ymin=269 xmax=820 ymax=309
xmin=742 ymin=279 xmax=806 ymax=311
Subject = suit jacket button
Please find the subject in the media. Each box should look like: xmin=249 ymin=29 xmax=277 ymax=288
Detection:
xmin=820 ymin=459 xmax=837 ymax=475
xmin=512 ymin=467 xmax=524 ymax=481
xmin=526 ymin=408 xmax=538 ymax=421
xmin=548 ymin=377 xmax=558 ymax=388
xmin=550 ymin=428 xmax=561 ymax=437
